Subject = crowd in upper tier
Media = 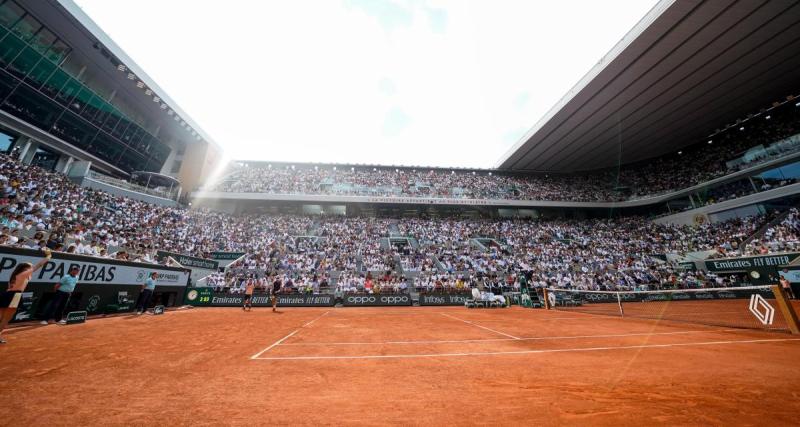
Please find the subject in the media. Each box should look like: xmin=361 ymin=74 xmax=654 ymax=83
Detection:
xmin=207 ymin=104 xmax=800 ymax=202
xmin=2 ymin=149 xmax=800 ymax=293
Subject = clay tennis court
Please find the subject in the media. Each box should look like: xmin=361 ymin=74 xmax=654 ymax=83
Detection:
xmin=2 ymin=305 xmax=800 ymax=426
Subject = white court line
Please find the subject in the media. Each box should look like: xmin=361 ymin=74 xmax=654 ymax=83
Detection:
xmin=253 ymin=337 xmax=800 ymax=360
xmin=251 ymin=330 xmax=298 ymax=360
xmin=440 ymin=313 xmax=520 ymax=340
xmin=249 ymin=310 xmax=330 ymax=359
xmin=302 ymin=310 xmax=330 ymax=327
xmin=277 ymin=329 xmax=737 ymax=346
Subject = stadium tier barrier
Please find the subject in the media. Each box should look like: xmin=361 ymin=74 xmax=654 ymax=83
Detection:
xmin=543 ymin=286 xmax=799 ymax=334
xmin=0 ymin=246 xmax=191 ymax=322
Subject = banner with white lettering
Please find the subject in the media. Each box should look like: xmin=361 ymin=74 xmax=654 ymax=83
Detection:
xmin=184 ymin=288 xmax=335 ymax=307
xmin=704 ymin=253 xmax=800 ymax=273
xmin=155 ymin=250 xmax=219 ymax=270
xmin=419 ymin=293 xmax=470 ymax=306
xmin=343 ymin=293 xmax=412 ymax=306
xmin=0 ymin=246 xmax=190 ymax=287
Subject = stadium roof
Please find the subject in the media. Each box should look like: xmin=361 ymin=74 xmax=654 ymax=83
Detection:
xmin=497 ymin=0 xmax=800 ymax=172
xmin=25 ymin=0 xmax=219 ymax=151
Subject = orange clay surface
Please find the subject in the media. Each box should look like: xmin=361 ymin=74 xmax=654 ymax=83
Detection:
xmin=1 ymin=305 xmax=800 ymax=426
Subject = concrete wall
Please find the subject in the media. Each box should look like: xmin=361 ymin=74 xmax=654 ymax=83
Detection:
xmin=78 ymin=177 xmax=178 ymax=207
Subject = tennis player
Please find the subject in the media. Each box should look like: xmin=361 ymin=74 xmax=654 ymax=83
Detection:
xmin=0 ymin=249 xmax=51 ymax=343
xmin=243 ymin=279 xmax=254 ymax=311
xmin=271 ymin=276 xmax=281 ymax=312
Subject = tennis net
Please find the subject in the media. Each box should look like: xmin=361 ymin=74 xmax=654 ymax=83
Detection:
xmin=545 ymin=286 xmax=795 ymax=332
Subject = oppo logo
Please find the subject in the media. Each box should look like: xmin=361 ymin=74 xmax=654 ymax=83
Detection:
xmin=347 ymin=295 xmax=410 ymax=304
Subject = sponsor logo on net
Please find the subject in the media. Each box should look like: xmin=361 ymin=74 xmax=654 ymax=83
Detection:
xmin=748 ymin=293 xmax=775 ymax=325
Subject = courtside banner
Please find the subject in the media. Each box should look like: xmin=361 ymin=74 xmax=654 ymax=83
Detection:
xmin=419 ymin=293 xmax=471 ymax=306
xmin=155 ymin=250 xmax=219 ymax=270
xmin=343 ymin=293 xmax=412 ymax=306
xmin=184 ymin=289 xmax=335 ymax=307
xmin=0 ymin=246 xmax=190 ymax=287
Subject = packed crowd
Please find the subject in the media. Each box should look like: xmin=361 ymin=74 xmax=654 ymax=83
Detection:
xmin=744 ymin=208 xmax=800 ymax=255
xmin=206 ymin=104 xmax=800 ymax=202
xmin=1 ymin=152 xmax=797 ymax=295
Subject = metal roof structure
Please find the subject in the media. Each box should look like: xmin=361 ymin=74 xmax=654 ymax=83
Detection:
xmin=497 ymin=0 xmax=800 ymax=172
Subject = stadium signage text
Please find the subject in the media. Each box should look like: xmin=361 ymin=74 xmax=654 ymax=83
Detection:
xmin=209 ymin=252 xmax=246 ymax=260
xmin=0 ymin=247 xmax=189 ymax=286
xmin=155 ymin=251 xmax=219 ymax=270
xmin=419 ymin=293 xmax=471 ymax=306
xmin=65 ymin=310 xmax=87 ymax=324
xmin=184 ymin=289 xmax=335 ymax=307
xmin=343 ymin=293 xmax=412 ymax=306
xmin=704 ymin=253 xmax=800 ymax=273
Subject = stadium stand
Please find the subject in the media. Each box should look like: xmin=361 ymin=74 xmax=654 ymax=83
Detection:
xmin=204 ymin=101 xmax=800 ymax=202
xmin=3 ymin=150 xmax=798 ymax=298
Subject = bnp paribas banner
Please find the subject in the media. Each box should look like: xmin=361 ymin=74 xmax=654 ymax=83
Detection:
xmin=0 ymin=246 xmax=190 ymax=287
xmin=156 ymin=250 xmax=219 ymax=270
xmin=704 ymin=252 xmax=800 ymax=273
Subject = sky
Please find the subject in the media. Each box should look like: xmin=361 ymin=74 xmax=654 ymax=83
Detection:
xmin=74 ymin=0 xmax=658 ymax=169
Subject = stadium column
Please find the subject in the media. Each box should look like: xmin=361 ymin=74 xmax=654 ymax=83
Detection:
xmin=771 ymin=285 xmax=800 ymax=334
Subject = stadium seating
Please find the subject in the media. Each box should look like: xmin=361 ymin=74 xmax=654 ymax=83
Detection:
xmin=2 ymin=150 xmax=800 ymax=296
xmin=205 ymin=104 xmax=800 ymax=202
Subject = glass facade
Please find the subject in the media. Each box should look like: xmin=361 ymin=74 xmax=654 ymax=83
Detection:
xmin=0 ymin=126 xmax=15 ymax=152
xmin=0 ymin=0 xmax=171 ymax=173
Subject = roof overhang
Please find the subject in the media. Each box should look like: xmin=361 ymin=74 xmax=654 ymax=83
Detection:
xmin=497 ymin=0 xmax=800 ymax=172
xmin=23 ymin=0 xmax=220 ymax=151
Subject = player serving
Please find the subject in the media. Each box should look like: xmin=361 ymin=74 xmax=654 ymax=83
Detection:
xmin=271 ymin=276 xmax=281 ymax=312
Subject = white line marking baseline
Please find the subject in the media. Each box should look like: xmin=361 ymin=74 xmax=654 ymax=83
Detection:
xmin=440 ymin=313 xmax=520 ymax=340
xmin=250 ymin=310 xmax=330 ymax=359
xmin=253 ymin=338 xmax=800 ymax=360
xmin=277 ymin=329 xmax=737 ymax=346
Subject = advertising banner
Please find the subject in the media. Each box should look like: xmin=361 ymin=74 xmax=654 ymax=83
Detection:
xmin=155 ymin=250 xmax=219 ymax=270
xmin=65 ymin=310 xmax=87 ymax=324
xmin=0 ymin=247 xmax=190 ymax=287
xmin=419 ymin=293 xmax=470 ymax=306
xmin=12 ymin=291 xmax=34 ymax=321
xmin=184 ymin=289 xmax=335 ymax=307
xmin=209 ymin=252 xmax=246 ymax=260
xmin=704 ymin=253 xmax=800 ymax=273
xmin=342 ymin=293 xmax=412 ymax=306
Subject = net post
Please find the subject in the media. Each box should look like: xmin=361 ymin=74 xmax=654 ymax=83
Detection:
xmin=616 ymin=292 xmax=624 ymax=317
xmin=543 ymin=288 xmax=550 ymax=310
xmin=771 ymin=285 xmax=800 ymax=334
